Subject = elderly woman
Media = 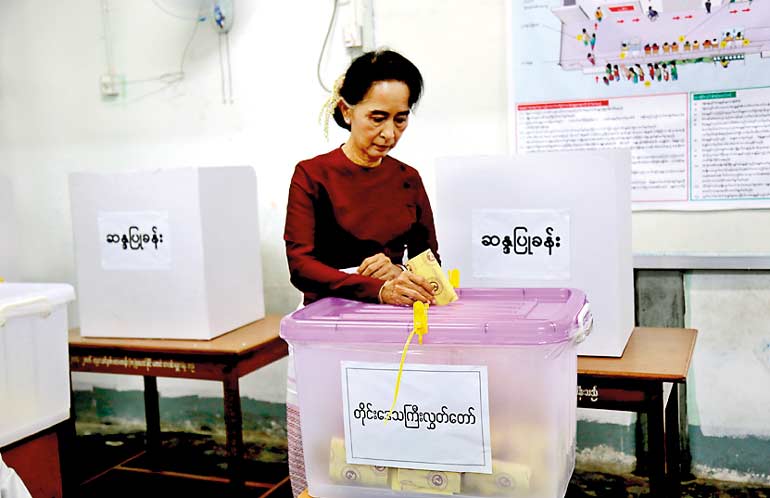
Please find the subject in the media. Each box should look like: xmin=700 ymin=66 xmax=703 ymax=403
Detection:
xmin=283 ymin=49 xmax=441 ymax=496
xmin=285 ymin=49 xmax=439 ymax=308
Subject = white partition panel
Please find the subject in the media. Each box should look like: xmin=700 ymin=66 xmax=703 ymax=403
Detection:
xmin=435 ymin=151 xmax=634 ymax=357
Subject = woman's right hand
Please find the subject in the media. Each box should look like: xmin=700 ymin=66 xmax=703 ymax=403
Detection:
xmin=379 ymin=271 xmax=436 ymax=306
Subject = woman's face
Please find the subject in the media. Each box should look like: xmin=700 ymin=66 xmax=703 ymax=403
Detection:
xmin=342 ymin=80 xmax=411 ymax=166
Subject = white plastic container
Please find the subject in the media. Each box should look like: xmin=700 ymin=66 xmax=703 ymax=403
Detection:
xmin=435 ymin=151 xmax=633 ymax=357
xmin=69 ymin=167 xmax=264 ymax=340
xmin=0 ymin=177 xmax=18 ymax=282
xmin=0 ymin=283 xmax=75 ymax=447
xmin=281 ymin=288 xmax=592 ymax=498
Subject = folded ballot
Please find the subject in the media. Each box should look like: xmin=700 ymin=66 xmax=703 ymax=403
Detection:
xmin=492 ymin=422 xmax=550 ymax=464
xmin=391 ymin=468 xmax=462 ymax=495
xmin=406 ymin=249 xmax=458 ymax=305
xmin=328 ymin=437 xmax=390 ymax=487
xmin=462 ymin=460 xmax=531 ymax=496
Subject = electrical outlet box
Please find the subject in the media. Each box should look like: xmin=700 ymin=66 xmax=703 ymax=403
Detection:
xmin=356 ymin=0 xmax=375 ymax=52
xmin=100 ymin=74 xmax=120 ymax=98
xmin=343 ymin=24 xmax=363 ymax=48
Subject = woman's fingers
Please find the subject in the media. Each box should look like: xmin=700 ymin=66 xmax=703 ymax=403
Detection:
xmin=399 ymin=285 xmax=432 ymax=304
xmin=389 ymin=286 xmax=418 ymax=306
xmin=392 ymin=292 xmax=413 ymax=307
xmin=404 ymin=273 xmax=436 ymax=302
xmin=379 ymin=269 xmax=440 ymax=306
xmin=393 ymin=272 xmax=435 ymax=304
xmin=371 ymin=263 xmax=401 ymax=280
xmin=370 ymin=265 xmax=389 ymax=279
xmin=358 ymin=253 xmax=388 ymax=276
xmin=361 ymin=261 xmax=387 ymax=277
xmin=380 ymin=279 xmax=408 ymax=306
xmin=357 ymin=254 xmax=377 ymax=274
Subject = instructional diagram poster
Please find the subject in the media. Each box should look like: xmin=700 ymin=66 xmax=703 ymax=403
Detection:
xmin=510 ymin=0 xmax=770 ymax=210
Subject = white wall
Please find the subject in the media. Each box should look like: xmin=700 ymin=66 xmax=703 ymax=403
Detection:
xmin=686 ymin=272 xmax=770 ymax=438
xmin=0 ymin=177 xmax=18 ymax=281
xmin=0 ymin=0 xmax=507 ymax=402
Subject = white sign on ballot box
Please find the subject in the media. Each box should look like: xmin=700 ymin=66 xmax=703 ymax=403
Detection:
xmin=340 ymin=361 xmax=492 ymax=474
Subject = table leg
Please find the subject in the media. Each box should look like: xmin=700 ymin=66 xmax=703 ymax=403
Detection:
xmin=635 ymin=413 xmax=649 ymax=476
xmin=143 ymin=376 xmax=161 ymax=466
xmin=665 ymin=383 xmax=682 ymax=495
xmin=679 ymin=382 xmax=692 ymax=479
xmin=61 ymin=374 xmax=78 ymax=495
xmin=223 ymin=372 xmax=244 ymax=486
xmin=647 ymin=385 xmax=666 ymax=496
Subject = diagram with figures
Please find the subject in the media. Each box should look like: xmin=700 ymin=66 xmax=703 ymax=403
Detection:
xmin=511 ymin=0 xmax=770 ymax=210
xmin=556 ymin=0 xmax=767 ymax=87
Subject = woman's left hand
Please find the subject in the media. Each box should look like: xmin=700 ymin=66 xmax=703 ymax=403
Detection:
xmin=358 ymin=253 xmax=403 ymax=280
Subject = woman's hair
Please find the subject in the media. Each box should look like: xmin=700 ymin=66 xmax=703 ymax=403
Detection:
xmin=333 ymin=49 xmax=423 ymax=130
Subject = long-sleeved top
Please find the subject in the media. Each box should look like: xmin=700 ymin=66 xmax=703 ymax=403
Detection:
xmin=284 ymin=147 xmax=440 ymax=305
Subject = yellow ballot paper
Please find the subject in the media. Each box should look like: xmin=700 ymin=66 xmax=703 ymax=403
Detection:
xmin=391 ymin=468 xmax=462 ymax=495
xmin=328 ymin=437 xmax=390 ymax=487
xmin=462 ymin=460 xmax=531 ymax=496
xmin=406 ymin=249 xmax=458 ymax=305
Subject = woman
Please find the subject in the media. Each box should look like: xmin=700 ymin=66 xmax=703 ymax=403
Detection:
xmin=284 ymin=49 xmax=439 ymax=307
xmin=283 ymin=49 xmax=441 ymax=497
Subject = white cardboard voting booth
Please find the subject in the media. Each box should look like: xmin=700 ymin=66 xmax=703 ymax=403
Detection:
xmin=435 ymin=150 xmax=633 ymax=357
xmin=0 ymin=283 xmax=75 ymax=447
xmin=69 ymin=166 xmax=264 ymax=340
xmin=0 ymin=177 xmax=18 ymax=282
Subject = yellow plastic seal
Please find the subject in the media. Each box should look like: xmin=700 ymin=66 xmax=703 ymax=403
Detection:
xmin=384 ymin=302 xmax=429 ymax=424
xmin=448 ymin=269 xmax=460 ymax=289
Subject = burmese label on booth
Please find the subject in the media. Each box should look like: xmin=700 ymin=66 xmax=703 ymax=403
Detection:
xmin=340 ymin=361 xmax=492 ymax=473
xmin=97 ymin=211 xmax=172 ymax=270
xmin=472 ymin=209 xmax=571 ymax=279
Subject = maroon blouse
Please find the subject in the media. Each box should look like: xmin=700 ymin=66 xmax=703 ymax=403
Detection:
xmin=284 ymin=147 xmax=440 ymax=304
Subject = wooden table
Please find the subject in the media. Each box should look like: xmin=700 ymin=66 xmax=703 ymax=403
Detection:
xmin=577 ymin=327 xmax=698 ymax=497
xmin=68 ymin=315 xmax=288 ymax=487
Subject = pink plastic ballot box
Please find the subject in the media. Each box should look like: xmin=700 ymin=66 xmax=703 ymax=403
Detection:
xmin=281 ymin=288 xmax=592 ymax=498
